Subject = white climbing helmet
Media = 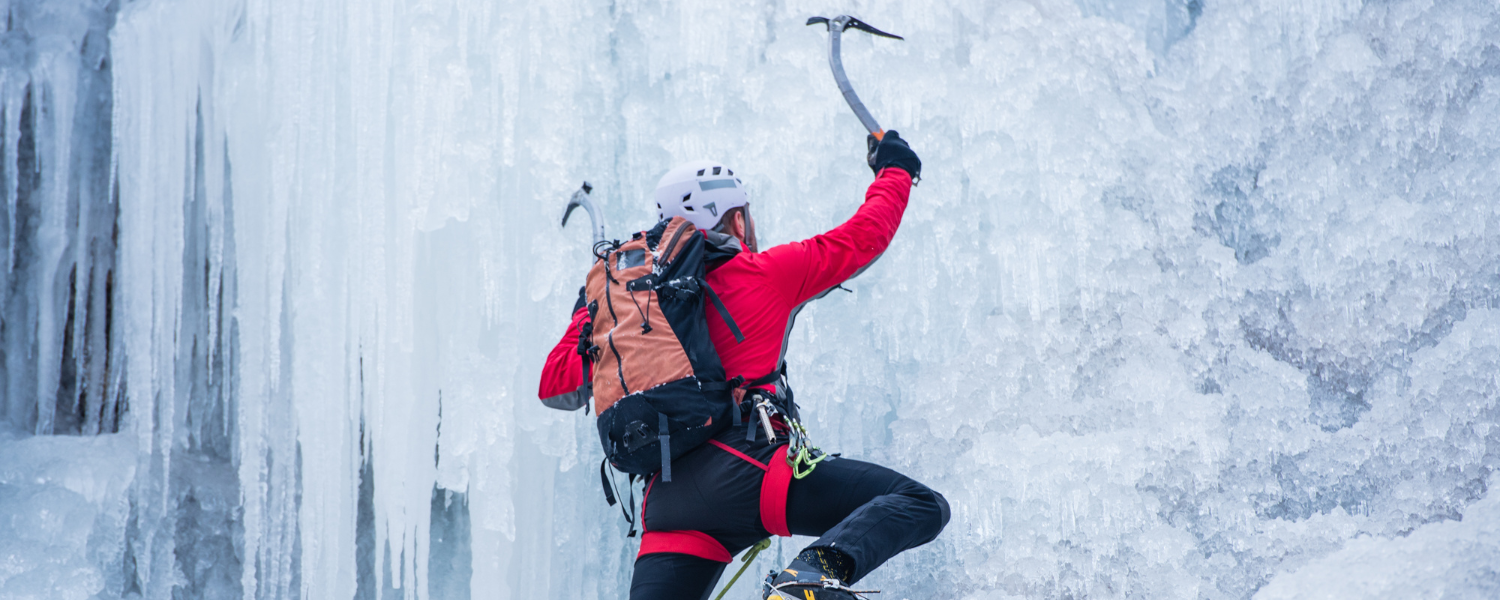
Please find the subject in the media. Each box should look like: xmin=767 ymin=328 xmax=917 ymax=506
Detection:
xmin=654 ymin=160 xmax=748 ymax=231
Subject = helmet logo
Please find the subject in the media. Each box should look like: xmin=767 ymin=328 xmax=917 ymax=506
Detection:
xmin=698 ymin=179 xmax=737 ymax=190
xmin=704 ymin=202 xmax=718 ymax=217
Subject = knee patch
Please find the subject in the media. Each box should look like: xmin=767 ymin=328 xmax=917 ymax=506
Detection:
xmin=900 ymin=482 xmax=951 ymax=533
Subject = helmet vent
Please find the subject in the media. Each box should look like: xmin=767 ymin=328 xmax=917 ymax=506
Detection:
xmin=696 ymin=169 xmax=706 ymax=176
xmin=727 ymin=169 xmax=734 ymax=176
xmin=712 ymin=166 xmax=722 ymax=175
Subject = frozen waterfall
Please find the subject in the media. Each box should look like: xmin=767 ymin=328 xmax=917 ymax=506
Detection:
xmin=2 ymin=0 xmax=1498 ymax=598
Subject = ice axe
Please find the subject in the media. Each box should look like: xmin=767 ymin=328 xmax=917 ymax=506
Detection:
xmin=806 ymin=15 xmax=904 ymax=140
xmin=560 ymin=182 xmax=606 ymax=246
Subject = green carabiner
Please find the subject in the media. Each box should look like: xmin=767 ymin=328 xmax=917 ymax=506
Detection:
xmin=789 ymin=445 xmax=829 ymax=479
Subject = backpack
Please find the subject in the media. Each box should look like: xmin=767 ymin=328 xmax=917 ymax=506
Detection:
xmin=580 ymin=217 xmax=745 ymax=481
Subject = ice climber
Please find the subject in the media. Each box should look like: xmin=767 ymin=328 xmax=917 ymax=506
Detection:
xmin=539 ymin=132 xmax=949 ymax=600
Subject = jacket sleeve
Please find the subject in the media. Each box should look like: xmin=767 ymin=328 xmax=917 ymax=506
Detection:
xmin=538 ymin=287 xmax=592 ymax=411
xmin=757 ymin=168 xmax=912 ymax=306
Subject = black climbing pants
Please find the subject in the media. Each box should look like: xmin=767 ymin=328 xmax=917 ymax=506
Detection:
xmin=628 ymin=427 xmax=950 ymax=600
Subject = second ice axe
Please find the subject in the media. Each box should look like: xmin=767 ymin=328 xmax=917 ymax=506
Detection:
xmin=806 ymin=15 xmax=904 ymax=140
xmin=561 ymin=182 xmax=606 ymax=247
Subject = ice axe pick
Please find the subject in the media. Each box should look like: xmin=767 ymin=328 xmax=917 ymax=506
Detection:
xmin=561 ymin=182 xmax=606 ymax=246
xmin=806 ymin=15 xmax=904 ymax=140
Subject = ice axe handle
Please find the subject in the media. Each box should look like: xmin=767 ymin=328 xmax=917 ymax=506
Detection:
xmin=807 ymin=16 xmax=902 ymax=139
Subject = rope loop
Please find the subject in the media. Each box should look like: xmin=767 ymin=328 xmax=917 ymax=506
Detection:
xmin=712 ymin=538 xmax=773 ymax=600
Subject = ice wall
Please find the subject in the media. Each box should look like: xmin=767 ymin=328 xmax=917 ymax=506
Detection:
xmin=1 ymin=0 xmax=119 ymax=436
xmin=3 ymin=0 xmax=1499 ymax=599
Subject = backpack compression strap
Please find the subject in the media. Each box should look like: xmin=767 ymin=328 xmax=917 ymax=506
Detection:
xmin=659 ymin=413 xmax=673 ymax=482
xmin=599 ymin=460 xmax=638 ymax=537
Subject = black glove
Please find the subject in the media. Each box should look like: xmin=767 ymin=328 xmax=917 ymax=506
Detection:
xmin=866 ymin=130 xmax=921 ymax=181
xmin=572 ymin=286 xmax=588 ymax=312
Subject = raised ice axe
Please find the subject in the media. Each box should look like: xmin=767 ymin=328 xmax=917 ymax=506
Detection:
xmin=561 ymin=182 xmax=606 ymax=246
xmin=806 ymin=15 xmax=904 ymax=140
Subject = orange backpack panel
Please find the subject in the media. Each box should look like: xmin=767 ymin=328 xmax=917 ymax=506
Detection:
xmin=580 ymin=217 xmax=742 ymax=478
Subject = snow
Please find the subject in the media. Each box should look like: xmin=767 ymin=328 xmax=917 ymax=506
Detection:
xmin=1255 ymin=484 xmax=1500 ymax=600
xmin=1 ymin=0 xmax=1498 ymax=599
xmin=0 ymin=432 xmax=135 ymax=600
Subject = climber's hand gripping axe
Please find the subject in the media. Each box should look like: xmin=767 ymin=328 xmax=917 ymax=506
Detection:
xmin=561 ymin=182 xmax=606 ymax=247
xmin=806 ymin=15 xmax=904 ymax=141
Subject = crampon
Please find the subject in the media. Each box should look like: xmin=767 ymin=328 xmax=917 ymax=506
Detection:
xmin=763 ymin=567 xmax=879 ymax=600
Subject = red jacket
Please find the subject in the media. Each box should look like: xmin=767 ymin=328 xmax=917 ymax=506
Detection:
xmin=539 ymin=168 xmax=912 ymax=404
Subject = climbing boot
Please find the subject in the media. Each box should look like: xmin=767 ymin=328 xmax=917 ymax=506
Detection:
xmin=762 ymin=560 xmax=862 ymax=600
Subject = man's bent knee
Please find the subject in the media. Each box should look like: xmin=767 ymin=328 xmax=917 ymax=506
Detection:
xmin=888 ymin=480 xmax=948 ymax=540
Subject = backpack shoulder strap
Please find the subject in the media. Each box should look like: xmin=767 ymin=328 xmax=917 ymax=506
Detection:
xmin=700 ymin=279 xmax=744 ymax=343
